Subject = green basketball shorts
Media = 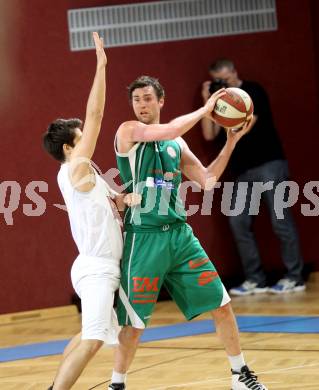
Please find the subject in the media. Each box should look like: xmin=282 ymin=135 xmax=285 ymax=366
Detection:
xmin=117 ymin=222 xmax=230 ymax=328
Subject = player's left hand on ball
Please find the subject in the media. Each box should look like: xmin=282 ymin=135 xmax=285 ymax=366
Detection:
xmin=123 ymin=193 xmax=142 ymax=207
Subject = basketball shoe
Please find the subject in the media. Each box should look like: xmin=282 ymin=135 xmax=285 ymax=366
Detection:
xmin=108 ymin=383 xmax=126 ymax=390
xmin=231 ymin=365 xmax=268 ymax=389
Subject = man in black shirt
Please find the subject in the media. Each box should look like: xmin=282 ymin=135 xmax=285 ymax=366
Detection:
xmin=201 ymin=59 xmax=305 ymax=295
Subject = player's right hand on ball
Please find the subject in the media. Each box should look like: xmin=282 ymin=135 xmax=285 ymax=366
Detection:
xmin=204 ymin=88 xmax=226 ymax=119
xmin=123 ymin=193 xmax=142 ymax=207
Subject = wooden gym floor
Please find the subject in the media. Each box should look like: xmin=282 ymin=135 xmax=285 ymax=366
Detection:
xmin=0 ymin=276 xmax=319 ymax=390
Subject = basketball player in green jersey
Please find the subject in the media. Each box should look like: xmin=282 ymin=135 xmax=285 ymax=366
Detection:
xmin=109 ymin=76 xmax=268 ymax=390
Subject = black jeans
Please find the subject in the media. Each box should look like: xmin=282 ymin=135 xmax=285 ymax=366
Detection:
xmin=228 ymin=159 xmax=304 ymax=284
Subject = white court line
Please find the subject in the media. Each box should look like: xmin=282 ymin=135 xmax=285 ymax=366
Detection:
xmin=149 ymin=361 xmax=319 ymax=390
xmin=260 ymin=362 xmax=319 ymax=374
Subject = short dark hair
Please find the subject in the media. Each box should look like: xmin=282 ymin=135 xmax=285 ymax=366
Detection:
xmin=128 ymin=75 xmax=165 ymax=101
xmin=209 ymin=59 xmax=235 ymax=73
xmin=43 ymin=118 xmax=82 ymax=162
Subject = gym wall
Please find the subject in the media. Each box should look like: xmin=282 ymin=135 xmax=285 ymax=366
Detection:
xmin=0 ymin=0 xmax=318 ymax=313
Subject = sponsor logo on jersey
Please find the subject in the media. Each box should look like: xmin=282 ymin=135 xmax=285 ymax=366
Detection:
xmin=154 ymin=178 xmax=175 ymax=189
xmin=189 ymin=257 xmax=210 ymax=269
xmin=146 ymin=176 xmax=175 ymax=189
xmin=132 ymin=277 xmax=160 ymax=292
xmin=198 ymin=271 xmax=219 ymax=286
xmin=167 ymin=146 xmax=177 ymax=158
xmin=132 ymin=292 xmax=157 ymax=304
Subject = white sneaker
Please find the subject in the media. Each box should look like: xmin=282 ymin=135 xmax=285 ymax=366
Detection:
xmin=229 ymin=280 xmax=268 ymax=296
xmin=269 ymin=278 xmax=306 ymax=294
xmin=232 ymin=365 xmax=268 ymax=389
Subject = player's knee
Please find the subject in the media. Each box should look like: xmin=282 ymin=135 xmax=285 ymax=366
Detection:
xmin=128 ymin=326 xmax=143 ymax=342
xmin=119 ymin=326 xmax=143 ymax=344
xmin=211 ymin=302 xmax=232 ymax=321
xmin=80 ymin=339 xmax=103 ymax=355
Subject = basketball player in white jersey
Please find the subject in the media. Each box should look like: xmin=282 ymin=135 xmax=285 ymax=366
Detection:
xmin=43 ymin=32 xmax=140 ymax=390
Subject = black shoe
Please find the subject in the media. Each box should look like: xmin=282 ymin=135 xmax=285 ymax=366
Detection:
xmin=231 ymin=365 xmax=268 ymax=389
xmin=108 ymin=383 xmax=126 ymax=390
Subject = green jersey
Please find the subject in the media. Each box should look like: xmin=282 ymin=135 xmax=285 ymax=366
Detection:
xmin=116 ymin=137 xmax=228 ymax=329
xmin=116 ymin=138 xmax=187 ymax=229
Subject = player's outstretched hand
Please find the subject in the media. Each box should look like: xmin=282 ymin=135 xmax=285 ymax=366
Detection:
xmin=204 ymin=88 xmax=226 ymax=119
xmin=123 ymin=193 xmax=142 ymax=207
xmin=92 ymin=32 xmax=107 ymax=67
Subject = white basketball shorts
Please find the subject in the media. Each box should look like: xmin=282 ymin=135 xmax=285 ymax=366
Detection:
xmin=71 ymin=254 xmax=121 ymax=345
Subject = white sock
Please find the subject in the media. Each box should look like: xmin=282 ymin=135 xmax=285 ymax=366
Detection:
xmin=228 ymin=353 xmax=246 ymax=372
xmin=111 ymin=370 xmax=127 ymax=384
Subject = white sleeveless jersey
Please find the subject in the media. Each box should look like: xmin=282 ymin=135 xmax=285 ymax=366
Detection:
xmin=57 ymin=163 xmax=123 ymax=261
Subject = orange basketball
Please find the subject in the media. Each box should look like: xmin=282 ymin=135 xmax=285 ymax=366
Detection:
xmin=212 ymin=87 xmax=254 ymax=129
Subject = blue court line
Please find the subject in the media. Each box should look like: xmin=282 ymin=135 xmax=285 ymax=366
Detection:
xmin=0 ymin=339 xmax=69 ymax=363
xmin=1 ymin=316 xmax=318 ymax=363
xmin=140 ymin=316 xmax=319 ymax=342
